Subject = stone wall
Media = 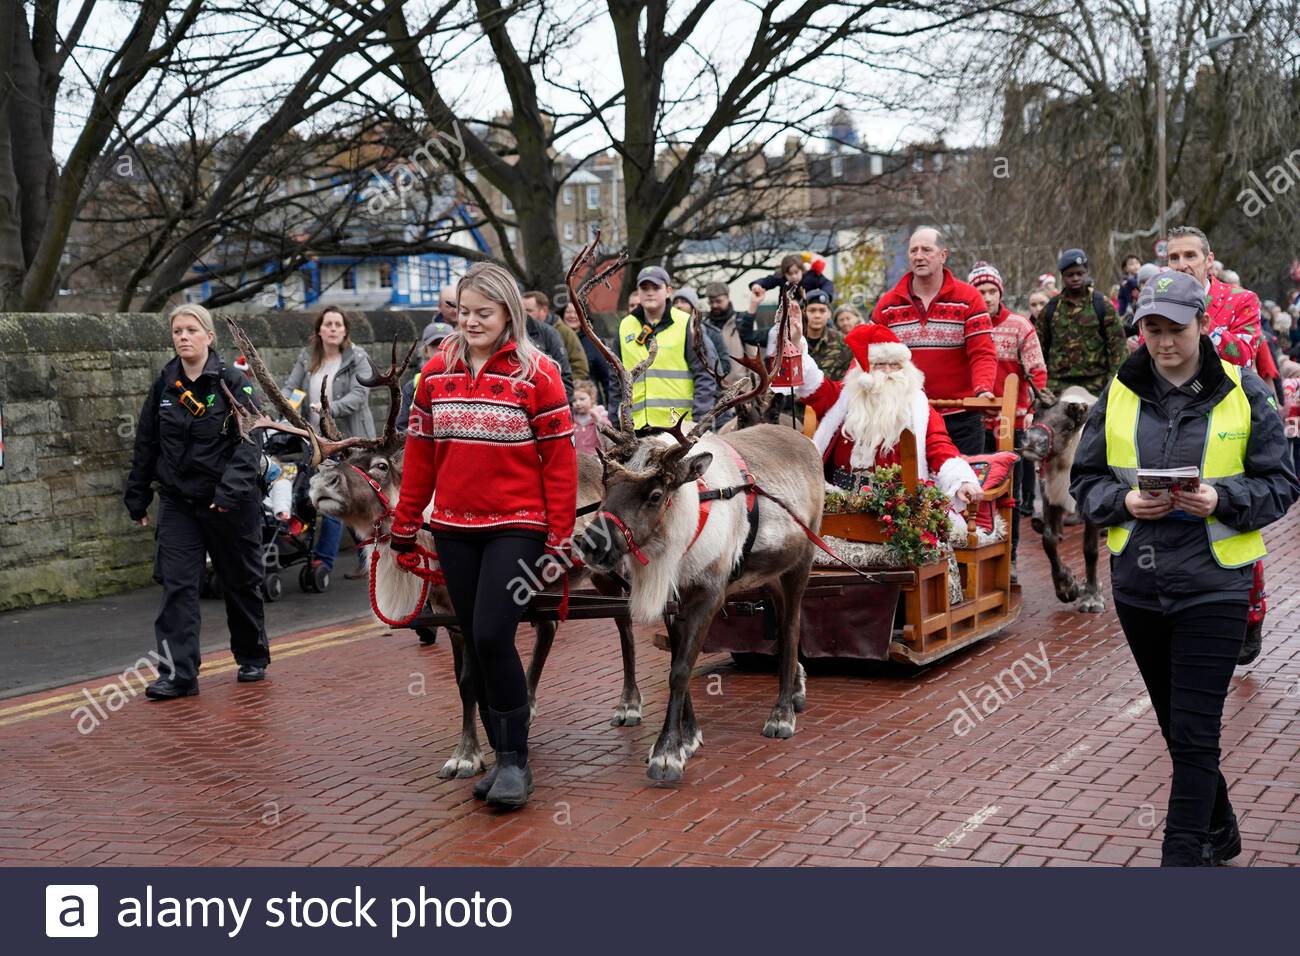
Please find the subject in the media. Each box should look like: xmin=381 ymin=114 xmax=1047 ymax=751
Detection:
xmin=0 ymin=311 xmax=433 ymax=612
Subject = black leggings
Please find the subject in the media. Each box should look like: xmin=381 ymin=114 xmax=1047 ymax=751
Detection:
xmin=1115 ymin=601 xmax=1246 ymax=858
xmin=433 ymin=531 xmax=546 ymax=713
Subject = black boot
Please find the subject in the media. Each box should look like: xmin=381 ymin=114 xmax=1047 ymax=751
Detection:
xmin=1161 ymin=833 xmax=1214 ymax=866
xmin=1207 ymin=815 xmax=1242 ymax=865
xmin=472 ymin=709 xmax=501 ymax=801
xmin=144 ymin=677 xmax=198 ymax=700
xmin=1237 ymin=621 xmax=1263 ymax=665
xmin=485 ymin=704 xmax=533 ymax=809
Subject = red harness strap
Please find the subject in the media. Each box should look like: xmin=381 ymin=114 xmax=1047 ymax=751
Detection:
xmin=682 ymin=443 xmax=758 ymax=553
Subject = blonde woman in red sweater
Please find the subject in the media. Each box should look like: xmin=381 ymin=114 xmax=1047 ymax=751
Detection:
xmin=391 ymin=262 xmax=578 ymax=809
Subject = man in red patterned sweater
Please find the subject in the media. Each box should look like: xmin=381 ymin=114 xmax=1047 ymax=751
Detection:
xmin=871 ymin=226 xmax=997 ymax=455
xmin=1165 ymin=225 xmax=1273 ymax=664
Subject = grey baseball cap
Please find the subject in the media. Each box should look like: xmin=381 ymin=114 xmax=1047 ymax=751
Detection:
xmin=1134 ymin=271 xmax=1207 ymax=326
xmin=704 ymin=281 xmax=730 ymax=298
xmin=636 ymin=265 xmax=670 ymax=288
xmin=421 ymin=320 xmax=453 ymax=346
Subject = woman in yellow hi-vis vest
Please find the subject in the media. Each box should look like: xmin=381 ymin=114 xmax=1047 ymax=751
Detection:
xmin=1071 ymin=271 xmax=1299 ymax=866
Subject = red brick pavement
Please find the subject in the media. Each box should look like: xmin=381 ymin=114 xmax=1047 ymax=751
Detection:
xmin=1 ymin=512 xmax=1298 ymax=868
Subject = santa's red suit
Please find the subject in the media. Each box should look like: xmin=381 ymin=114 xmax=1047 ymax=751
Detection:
xmin=793 ymin=323 xmax=979 ymax=502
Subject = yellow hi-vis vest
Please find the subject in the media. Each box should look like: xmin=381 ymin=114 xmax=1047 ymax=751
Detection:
xmin=619 ymin=307 xmax=695 ymax=429
xmin=1104 ymin=358 xmax=1265 ymax=568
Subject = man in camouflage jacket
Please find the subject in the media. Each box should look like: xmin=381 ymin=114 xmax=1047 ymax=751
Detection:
xmin=1041 ymin=248 xmax=1127 ymax=396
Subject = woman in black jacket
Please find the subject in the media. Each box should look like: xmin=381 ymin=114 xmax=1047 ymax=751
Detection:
xmin=1071 ymin=272 xmax=1299 ymax=865
xmin=124 ymin=304 xmax=271 ymax=699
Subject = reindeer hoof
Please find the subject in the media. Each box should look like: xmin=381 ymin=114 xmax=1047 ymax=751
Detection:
xmin=438 ymin=751 xmax=485 ymax=779
xmin=1077 ymin=593 xmax=1106 ymax=614
xmin=646 ymin=750 xmax=685 ymax=783
xmin=762 ymin=709 xmax=796 ymax=739
xmin=610 ymin=701 xmax=643 ymax=727
xmin=682 ymin=727 xmax=703 ymax=758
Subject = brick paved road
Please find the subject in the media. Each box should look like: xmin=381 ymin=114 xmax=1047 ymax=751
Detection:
xmin=1 ymin=512 xmax=1297 ymax=867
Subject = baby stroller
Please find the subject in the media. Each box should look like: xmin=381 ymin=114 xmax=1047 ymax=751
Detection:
xmin=259 ymin=431 xmax=332 ymax=599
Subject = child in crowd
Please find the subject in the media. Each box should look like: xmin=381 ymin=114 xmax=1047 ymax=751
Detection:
xmin=750 ymin=253 xmax=834 ymax=304
xmin=572 ymin=380 xmax=611 ymax=454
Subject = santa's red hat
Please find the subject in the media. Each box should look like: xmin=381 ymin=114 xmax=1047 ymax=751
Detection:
xmin=845 ymin=322 xmax=910 ymax=373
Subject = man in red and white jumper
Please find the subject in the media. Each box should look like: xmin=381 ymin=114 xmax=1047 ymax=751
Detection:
xmin=1166 ymin=226 xmax=1273 ymax=663
xmin=968 ymin=261 xmax=1047 ymax=575
xmin=871 ymin=226 xmax=998 ymax=455
xmin=788 ymin=318 xmax=983 ymax=532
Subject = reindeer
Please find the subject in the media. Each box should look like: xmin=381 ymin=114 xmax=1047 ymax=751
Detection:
xmin=1020 ymin=384 xmax=1105 ymax=613
xmin=221 ymin=309 xmax=644 ymax=782
xmin=575 ymin=285 xmax=825 ymax=783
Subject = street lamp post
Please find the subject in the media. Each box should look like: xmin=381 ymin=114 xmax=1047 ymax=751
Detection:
xmin=1154 ymin=32 xmax=1246 ymax=258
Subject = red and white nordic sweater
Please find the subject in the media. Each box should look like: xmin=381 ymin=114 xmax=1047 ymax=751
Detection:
xmin=987 ymin=305 xmax=1048 ymax=429
xmin=391 ymin=341 xmax=578 ymax=549
xmin=871 ymin=268 xmax=997 ymax=408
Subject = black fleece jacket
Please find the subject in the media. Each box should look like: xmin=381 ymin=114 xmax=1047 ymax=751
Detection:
xmin=124 ymin=351 xmax=263 ymax=518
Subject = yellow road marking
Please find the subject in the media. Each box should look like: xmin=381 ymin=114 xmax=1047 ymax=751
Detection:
xmin=0 ymin=619 xmax=384 ymax=723
xmin=0 ymin=631 xmax=379 ymax=728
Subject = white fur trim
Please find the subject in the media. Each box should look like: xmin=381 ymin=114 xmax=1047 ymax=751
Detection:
xmin=868 ymin=341 xmax=911 ymax=365
xmin=936 ymin=454 xmax=978 ymax=498
xmin=813 ymin=376 xmax=933 ymax=474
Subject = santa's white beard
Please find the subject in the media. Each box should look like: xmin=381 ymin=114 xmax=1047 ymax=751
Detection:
xmin=841 ymin=363 xmax=925 ymax=469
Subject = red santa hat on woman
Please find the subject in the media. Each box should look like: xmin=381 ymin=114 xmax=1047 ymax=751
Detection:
xmin=845 ymin=321 xmax=912 ymax=376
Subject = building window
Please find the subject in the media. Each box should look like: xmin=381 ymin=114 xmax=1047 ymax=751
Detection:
xmin=586 ymin=185 xmax=599 ymax=209
xmin=563 ymin=222 xmax=574 ymax=240
xmin=830 ymin=156 xmax=843 ymax=179
xmin=502 ymin=194 xmax=514 ymax=214
xmin=562 ymin=186 xmax=574 ymax=205
xmin=912 ymin=154 xmax=925 ymax=173
xmin=870 ymin=154 xmax=883 ymax=176
xmin=586 ymin=222 xmax=599 ymax=242
xmin=378 ymin=262 xmax=393 ymax=288
xmin=342 ymin=266 xmax=355 ymax=291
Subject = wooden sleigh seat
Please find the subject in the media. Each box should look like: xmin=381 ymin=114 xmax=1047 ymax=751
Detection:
xmin=807 ymin=374 xmax=1024 ymax=665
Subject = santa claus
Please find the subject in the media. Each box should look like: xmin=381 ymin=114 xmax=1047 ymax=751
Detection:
xmin=783 ymin=312 xmax=983 ymax=511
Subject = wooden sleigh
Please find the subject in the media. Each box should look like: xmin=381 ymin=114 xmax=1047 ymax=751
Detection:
xmin=705 ymin=374 xmax=1024 ymax=667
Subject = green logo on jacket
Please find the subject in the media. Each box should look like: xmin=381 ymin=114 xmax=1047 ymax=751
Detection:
xmin=1216 ymin=429 xmax=1248 ymax=441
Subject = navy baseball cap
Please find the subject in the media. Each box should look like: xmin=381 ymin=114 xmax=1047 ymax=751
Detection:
xmin=805 ymin=288 xmax=832 ymax=306
xmin=1058 ymin=249 xmax=1088 ymax=272
xmin=1134 ymin=271 xmax=1207 ymax=326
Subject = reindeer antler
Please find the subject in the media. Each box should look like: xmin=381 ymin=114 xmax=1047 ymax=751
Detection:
xmin=690 ymin=309 xmax=728 ymax=394
xmin=317 ymin=375 xmax=343 ymax=442
xmin=355 ymin=335 xmax=419 ymax=450
xmin=220 ymin=380 xmax=368 ymax=466
xmin=224 ymin=316 xmax=315 ymax=433
xmin=566 ymin=232 xmax=641 ymax=434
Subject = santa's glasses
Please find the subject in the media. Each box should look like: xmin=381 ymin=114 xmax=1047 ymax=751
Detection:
xmin=872 ymin=361 xmax=904 ymax=372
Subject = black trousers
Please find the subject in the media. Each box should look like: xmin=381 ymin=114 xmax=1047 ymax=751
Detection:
xmin=155 ymin=495 xmax=270 ymax=684
xmin=433 ymin=531 xmax=546 ymax=715
xmin=1115 ymin=601 xmax=1246 ymax=863
xmin=943 ymin=409 xmax=987 ymax=456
